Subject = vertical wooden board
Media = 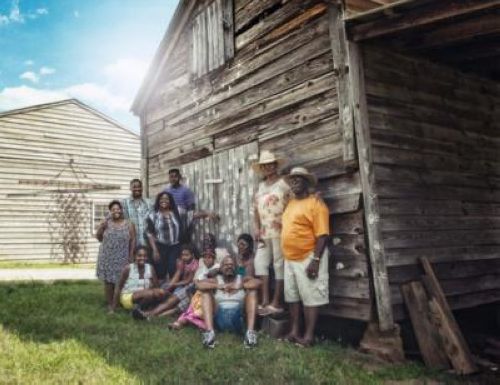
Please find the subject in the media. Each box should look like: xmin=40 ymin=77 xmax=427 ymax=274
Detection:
xmin=202 ymin=156 xmax=211 ymax=237
xmin=221 ymin=149 xmax=232 ymax=250
xmin=348 ymin=41 xmax=393 ymax=330
xmin=222 ymin=0 xmax=234 ymax=61
xmin=229 ymin=148 xmax=238 ymax=254
xmin=215 ymin=0 xmax=225 ymax=67
xmin=207 ymin=156 xmax=217 ymax=234
xmin=207 ymin=4 xmax=215 ymax=72
xmin=198 ymin=12 xmax=207 ymax=76
xmin=191 ymin=20 xmax=198 ymax=75
xmin=328 ymin=4 xmax=355 ymax=162
xmin=401 ymin=281 xmax=450 ymax=369
xmin=236 ymin=145 xmax=246 ymax=237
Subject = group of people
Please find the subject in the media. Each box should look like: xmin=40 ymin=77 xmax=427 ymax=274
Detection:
xmin=96 ymin=151 xmax=330 ymax=348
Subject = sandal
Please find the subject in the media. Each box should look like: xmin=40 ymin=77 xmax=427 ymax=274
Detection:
xmin=294 ymin=338 xmax=315 ymax=348
xmin=279 ymin=334 xmax=298 ymax=343
xmin=265 ymin=305 xmax=284 ymax=314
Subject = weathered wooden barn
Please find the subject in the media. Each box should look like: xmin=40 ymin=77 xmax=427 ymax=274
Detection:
xmin=0 ymin=99 xmax=140 ymax=263
xmin=132 ymin=0 xmax=500 ymax=333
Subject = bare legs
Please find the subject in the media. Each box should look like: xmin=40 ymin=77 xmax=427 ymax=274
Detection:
xmin=245 ymin=289 xmax=257 ymax=330
xmin=144 ymin=294 xmax=180 ymax=317
xmin=285 ymin=302 xmax=301 ymax=342
xmin=104 ymin=282 xmax=114 ymax=310
xmin=300 ymin=306 xmax=319 ymax=346
xmin=258 ymin=275 xmax=270 ymax=307
xmin=284 ymin=302 xmax=319 ymax=346
xmin=270 ymin=279 xmax=283 ymax=309
xmin=201 ymin=291 xmax=216 ymax=331
xmin=132 ymin=288 xmax=165 ymax=307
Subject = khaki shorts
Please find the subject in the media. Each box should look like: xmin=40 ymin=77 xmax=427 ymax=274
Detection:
xmin=254 ymin=238 xmax=284 ymax=279
xmin=284 ymin=250 xmax=329 ymax=307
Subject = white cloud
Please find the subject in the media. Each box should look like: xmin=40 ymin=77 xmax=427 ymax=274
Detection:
xmin=0 ymin=86 xmax=65 ymax=110
xmin=19 ymin=71 xmax=39 ymax=83
xmin=0 ymin=1 xmax=48 ymax=26
xmin=103 ymin=57 xmax=149 ymax=97
xmin=24 ymin=60 xmax=34 ymax=66
xmin=9 ymin=0 xmax=23 ymax=23
xmin=0 ymin=83 xmax=130 ymax=114
xmin=40 ymin=66 xmax=55 ymax=76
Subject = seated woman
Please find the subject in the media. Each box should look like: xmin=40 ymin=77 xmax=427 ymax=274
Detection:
xmin=236 ymin=233 xmax=256 ymax=278
xmin=110 ymin=246 xmax=164 ymax=313
xmin=197 ymin=255 xmax=261 ymax=349
xmin=168 ymin=246 xmax=220 ymax=330
xmin=135 ymin=244 xmax=199 ymax=320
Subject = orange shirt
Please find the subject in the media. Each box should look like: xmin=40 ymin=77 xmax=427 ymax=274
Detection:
xmin=281 ymin=195 xmax=330 ymax=261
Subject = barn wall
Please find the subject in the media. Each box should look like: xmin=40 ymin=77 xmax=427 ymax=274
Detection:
xmin=0 ymin=102 xmax=140 ymax=263
xmin=362 ymin=46 xmax=500 ymax=319
xmin=142 ymin=0 xmax=373 ymax=321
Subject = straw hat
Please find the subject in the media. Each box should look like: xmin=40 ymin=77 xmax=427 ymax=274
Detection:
xmin=284 ymin=167 xmax=317 ymax=186
xmin=251 ymin=151 xmax=286 ymax=173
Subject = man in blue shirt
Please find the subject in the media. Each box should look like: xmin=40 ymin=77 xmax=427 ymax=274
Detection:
xmin=163 ymin=168 xmax=195 ymax=211
xmin=163 ymin=169 xmax=195 ymax=242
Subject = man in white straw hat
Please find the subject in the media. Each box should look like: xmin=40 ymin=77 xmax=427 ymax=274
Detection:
xmin=251 ymin=150 xmax=290 ymax=315
xmin=281 ymin=167 xmax=329 ymax=347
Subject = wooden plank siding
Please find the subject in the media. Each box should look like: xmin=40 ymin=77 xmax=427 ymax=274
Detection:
xmin=0 ymin=100 xmax=140 ymax=263
xmin=362 ymin=46 xmax=500 ymax=319
xmin=141 ymin=1 xmax=372 ymax=321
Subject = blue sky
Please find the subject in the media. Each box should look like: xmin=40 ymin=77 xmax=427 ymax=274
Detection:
xmin=0 ymin=0 xmax=178 ymax=131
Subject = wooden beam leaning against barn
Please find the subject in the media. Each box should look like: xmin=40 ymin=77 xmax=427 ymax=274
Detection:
xmin=338 ymin=10 xmax=394 ymax=331
xmin=328 ymin=3 xmax=356 ymax=163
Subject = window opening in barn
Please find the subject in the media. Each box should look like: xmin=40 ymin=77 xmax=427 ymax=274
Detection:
xmin=91 ymin=201 xmax=109 ymax=235
xmin=191 ymin=0 xmax=234 ymax=78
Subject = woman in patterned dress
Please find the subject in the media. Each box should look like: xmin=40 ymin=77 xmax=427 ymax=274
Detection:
xmin=96 ymin=200 xmax=136 ymax=311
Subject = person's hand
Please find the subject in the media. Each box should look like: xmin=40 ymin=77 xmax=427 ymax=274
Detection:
xmin=153 ymin=249 xmax=160 ymax=263
xmin=222 ymin=283 xmax=236 ymax=293
xmin=100 ymin=219 xmax=108 ymax=229
xmin=306 ymin=259 xmax=320 ymax=280
xmin=254 ymin=229 xmax=261 ymax=242
xmin=208 ymin=212 xmax=220 ymax=222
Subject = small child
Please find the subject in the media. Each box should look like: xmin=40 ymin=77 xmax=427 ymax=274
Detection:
xmin=168 ymin=247 xmax=220 ymax=330
xmin=135 ymin=244 xmax=199 ymax=319
xmin=111 ymin=246 xmax=164 ymax=313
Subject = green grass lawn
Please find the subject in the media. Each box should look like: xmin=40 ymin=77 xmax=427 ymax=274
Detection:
xmin=0 ymin=281 xmax=479 ymax=385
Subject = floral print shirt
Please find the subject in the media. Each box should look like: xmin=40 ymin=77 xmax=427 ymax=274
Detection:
xmin=255 ymin=178 xmax=290 ymax=239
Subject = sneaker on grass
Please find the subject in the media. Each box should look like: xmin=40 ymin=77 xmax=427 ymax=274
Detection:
xmin=202 ymin=330 xmax=216 ymax=349
xmin=244 ymin=329 xmax=258 ymax=348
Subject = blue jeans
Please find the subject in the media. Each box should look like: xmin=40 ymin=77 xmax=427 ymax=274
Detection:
xmin=215 ymin=305 xmax=244 ymax=333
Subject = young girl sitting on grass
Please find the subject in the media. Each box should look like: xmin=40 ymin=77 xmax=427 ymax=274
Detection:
xmin=110 ymin=246 xmax=164 ymax=313
xmin=168 ymin=247 xmax=220 ymax=330
xmin=134 ymin=244 xmax=199 ymax=320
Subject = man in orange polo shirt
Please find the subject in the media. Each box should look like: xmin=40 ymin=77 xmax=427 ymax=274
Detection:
xmin=281 ymin=167 xmax=330 ymax=347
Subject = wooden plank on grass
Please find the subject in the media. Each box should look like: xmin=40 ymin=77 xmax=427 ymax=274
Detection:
xmin=401 ymin=281 xmax=450 ymax=369
xmin=420 ymin=257 xmax=478 ymax=374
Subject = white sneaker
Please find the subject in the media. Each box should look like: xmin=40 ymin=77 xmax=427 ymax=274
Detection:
xmin=244 ymin=329 xmax=258 ymax=348
xmin=202 ymin=330 xmax=216 ymax=349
